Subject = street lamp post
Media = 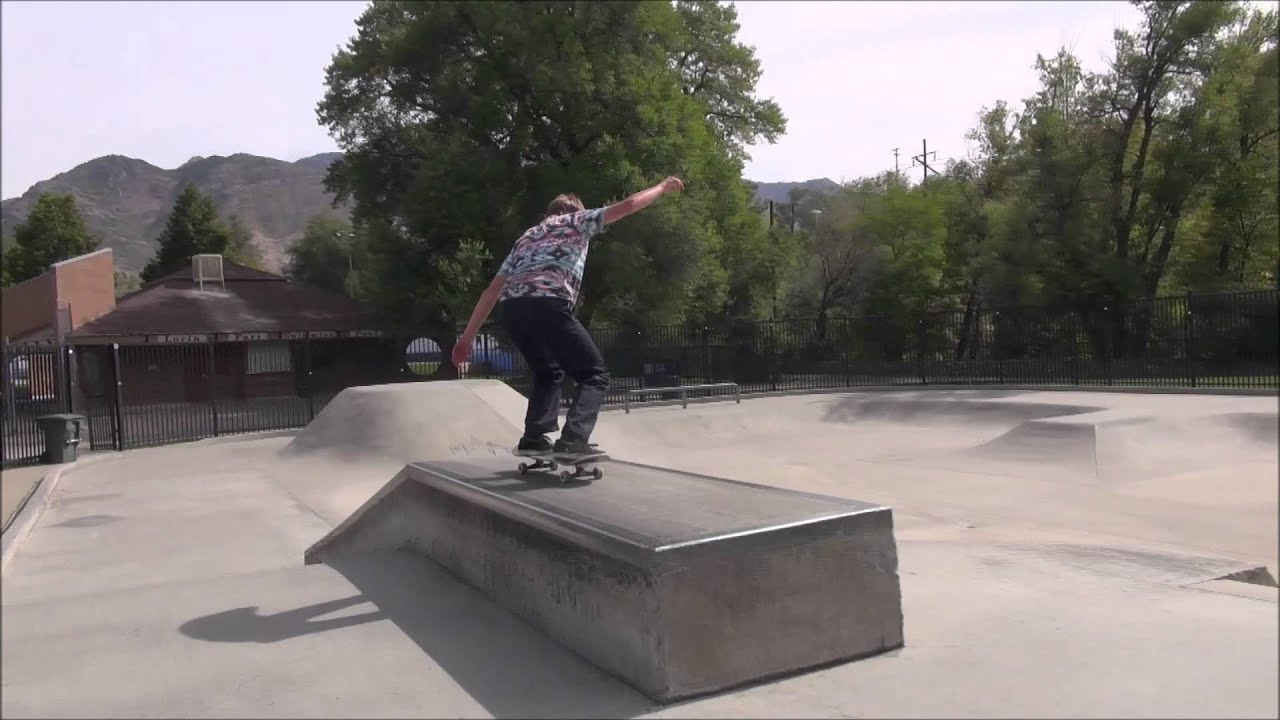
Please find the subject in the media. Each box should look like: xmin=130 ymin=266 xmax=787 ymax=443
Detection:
xmin=333 ymin=232 xmax=355 ymax=274
xmin=334 ymin=231 xmax=357 ymax=295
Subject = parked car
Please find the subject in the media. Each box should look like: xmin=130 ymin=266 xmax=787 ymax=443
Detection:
xmin=5 ymin=355 xmax=56 ymax=407
xmin=405 ymin=336 xmax=517 ymax=374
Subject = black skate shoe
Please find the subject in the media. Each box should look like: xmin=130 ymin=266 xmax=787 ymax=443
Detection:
xmin=514 ymin=435 xmax=554 ymax=457
xmin=552 ymin=439 xmax=606 ymax=462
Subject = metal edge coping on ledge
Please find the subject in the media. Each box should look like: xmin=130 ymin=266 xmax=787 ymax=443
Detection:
xmin=624 ymin=382 xmax=742 ymax=413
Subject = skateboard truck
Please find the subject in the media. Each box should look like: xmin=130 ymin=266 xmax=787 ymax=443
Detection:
xmin=515 ymin=453 xmax=607 ymax=482
xmin=517 ymin=457 xmax=559 ymax=474
xmin=556 ymin=462 xmax=604 ymax=482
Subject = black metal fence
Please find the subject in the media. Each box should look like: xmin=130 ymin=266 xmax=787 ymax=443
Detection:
xmin=1 ymin=337 xmax=392 ymax=468
xmin=65 ymin=338 xmax=383 ymax=456
xmin=70 ymin=338 xmax=337 ymax=450
xmin=1 ymin=289 xmax=1276 ymax=468
xmin=468 ymin=289 xmax=1280 ymax=404
xmin=1 ymin=341 xmax=73 ymax=467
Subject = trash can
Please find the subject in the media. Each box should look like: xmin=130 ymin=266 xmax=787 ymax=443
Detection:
xmin=642 ymin=361 xmax=681 ymax=401
xmin=37 ymin=413 xmax=86 ymax=464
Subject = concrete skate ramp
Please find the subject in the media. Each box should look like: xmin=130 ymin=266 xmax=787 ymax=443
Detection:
xmin=304 ymin=455 xmax=904 ymax=703
xmin=964 ymin=409 xmax=1278 ymax=483
xmin=965 ymin=415 xmax=1144 ymax=481
xmin=598 ymin=391 xmax=1110 ymax=455
xmin=280 ymin=379 xmax=523 ymax=464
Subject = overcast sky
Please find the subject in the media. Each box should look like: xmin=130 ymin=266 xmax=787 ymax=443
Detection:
xmin=1 ymin=0 xmax=1157 ymax=199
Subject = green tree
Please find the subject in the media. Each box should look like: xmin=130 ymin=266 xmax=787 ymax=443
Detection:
xmin=671 ymin=0 xmax=787 ymax=163
xmin=1 ymin=233 xmax=13 ymax=286
xmin=938 ymin=102 xmax=1020 ymax=305
xmin=767 ymin=0 xmax=1275 ymax=367
xmin=316 ymin=0 xmax=786 ymax=372
xmin=224 ymin=215 xmax=266 ymax=270
xmin=898 ymin=2 xmax=1263 ymax=359
xmin=284 ymin=213 xmax=366 ymax=296
xmin=1065 ymin=1 xmax=1240 ymax=327
xmin=856 ymin=180 xmax=948 ymax=320
xmin=1166 ymin=8 xmax=1279 ymax=292
xmin=141 ymin=184 xmax=231 ymax=283
xmin=782 ymin=180 xmax=879 ymax=328
xmin=1013 ymin=1 xmax=1260 ymax=356
xmin=3 ymin=192 xmax=100 ymax=285
xmin=114 ymin=271 xmax=142 ymax=297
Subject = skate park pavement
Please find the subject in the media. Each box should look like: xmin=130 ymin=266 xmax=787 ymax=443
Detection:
xmin=1 ymin=381 xmax=1277 ymax=718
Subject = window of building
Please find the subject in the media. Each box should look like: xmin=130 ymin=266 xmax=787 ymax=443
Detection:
xmin=246 ymin=342 xmax=293 ymax=375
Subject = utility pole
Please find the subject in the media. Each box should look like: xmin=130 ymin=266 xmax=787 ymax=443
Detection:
xmin=892 ymin=147 xmax=900 ymax=174
xmin=910 ymin=138 xmax=938 ymax=186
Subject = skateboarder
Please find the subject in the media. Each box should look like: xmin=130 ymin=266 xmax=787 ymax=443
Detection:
xmin=452 ymin=176 xmax=685 ymax=460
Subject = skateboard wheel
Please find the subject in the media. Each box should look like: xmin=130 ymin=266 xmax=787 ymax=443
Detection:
xmin=592 ymin=468 xmax=603 ymax=480
xmin=559 ymin=470 xmax=572 ymax=482
xmin=548 ymin=461 xmax=559 ymax=471
xmin=518 ymin=462 xmax=529 ymax=474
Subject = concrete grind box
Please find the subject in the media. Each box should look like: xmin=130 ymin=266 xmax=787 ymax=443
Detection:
xmin=304 ymin=457 xmax=905 ymax=702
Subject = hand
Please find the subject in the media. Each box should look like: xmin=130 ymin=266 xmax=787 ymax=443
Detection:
xmin=660 ymin=176 xmax=684 ymax=194
xmin=451 ymin=337 xmax=472 ymax=368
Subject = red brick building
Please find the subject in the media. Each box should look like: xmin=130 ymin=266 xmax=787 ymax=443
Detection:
xmin=2 ymin=249 xmax=118 ymax=407
xmin=1 ymin=248 xmax=116 ymax=343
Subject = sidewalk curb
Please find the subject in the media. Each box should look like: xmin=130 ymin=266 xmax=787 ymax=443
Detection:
xmin=1 ymin=463 xmax=69 ymax=576
xmin=0 ymin=451 xmax=130 ymax=576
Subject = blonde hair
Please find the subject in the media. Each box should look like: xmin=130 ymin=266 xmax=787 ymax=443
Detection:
xmin=545 ymin=193 xmax=584 ymax=217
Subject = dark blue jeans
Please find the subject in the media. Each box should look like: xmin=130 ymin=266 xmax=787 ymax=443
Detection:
xmin=498 ymin=296 xmax=610 ymax=444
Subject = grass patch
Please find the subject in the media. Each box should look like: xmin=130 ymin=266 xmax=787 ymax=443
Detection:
xmin=408 ymin=361 xmax=441 ymax=376
xmin=1082 ymin=376 xmax=1277 ymax=387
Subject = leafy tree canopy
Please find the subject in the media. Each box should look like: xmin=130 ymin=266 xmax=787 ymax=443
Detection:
xmin=3 ymin=193 xmax=100 ymax=285
xmin=316 ymin=0 xmax=787 ymax=354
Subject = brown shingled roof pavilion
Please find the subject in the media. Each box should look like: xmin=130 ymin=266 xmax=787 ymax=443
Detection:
xmin=71 ymin=259 xmax=377 ymax=338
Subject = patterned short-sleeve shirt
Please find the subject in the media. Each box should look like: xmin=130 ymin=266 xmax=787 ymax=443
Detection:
xmin=497 ymin=207 xmax=607 ymax=304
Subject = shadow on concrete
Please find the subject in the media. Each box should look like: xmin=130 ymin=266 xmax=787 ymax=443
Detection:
xmin=180 ymin=550 xmax=653 ymax=719
xmin=1217 ymin=411 xmax=1280 ymax=447
xmin=50 ymin=513 xmax=122 ymax=529
xmin=49 ymin=492 xmax=120 ymax=507
xmin=818 ymin=390 xmax=1102 ymax=426
xmin=179 ymin=595 xmax=386 ymax=643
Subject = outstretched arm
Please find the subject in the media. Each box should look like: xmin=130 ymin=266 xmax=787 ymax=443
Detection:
xmin=603 ymin=176 xmax=684 ymax=225
xmin=451 ymin=273 xmax=506 ymax=368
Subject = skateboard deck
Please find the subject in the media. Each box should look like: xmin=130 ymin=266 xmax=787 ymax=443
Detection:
xmin=513 ymin=449 xmax=610 ymax=482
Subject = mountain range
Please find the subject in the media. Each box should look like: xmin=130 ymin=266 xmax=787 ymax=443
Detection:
xmin=1 ymin=153 xmax=838 ymax=274
xmin=748 ymin=177 xmax=841 ymax=204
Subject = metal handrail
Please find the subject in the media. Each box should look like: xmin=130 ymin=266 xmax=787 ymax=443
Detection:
xmin=624 ymin=382 xmax=741 ymax=413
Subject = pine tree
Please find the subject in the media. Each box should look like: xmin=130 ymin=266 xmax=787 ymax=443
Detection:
xmin=224 ymin=214 xmax=266 ymax=270
xmin=140 ymin=184 xmax=231 ymax=282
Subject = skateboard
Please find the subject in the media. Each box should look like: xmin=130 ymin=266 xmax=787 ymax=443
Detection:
xmin=514 ymin=450 xmax=609 ymax=481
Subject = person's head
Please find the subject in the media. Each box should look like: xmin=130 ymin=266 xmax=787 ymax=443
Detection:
xmin=545 ymin=193 xmax=584 ymax=218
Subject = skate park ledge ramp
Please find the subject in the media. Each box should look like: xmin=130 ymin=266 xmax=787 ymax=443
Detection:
xmin=304 ymin=454 xmax=905 ymax=703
